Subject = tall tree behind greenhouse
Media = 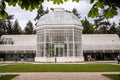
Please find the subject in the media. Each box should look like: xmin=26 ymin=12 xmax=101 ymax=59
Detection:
xmin=6 ymin=15 xmax=14 ymax=34
xmin=66 ymin=8 xmax=81 ymax=19
xmin=24 ymin=20 xmax=35 ymax=34
xmin=0 ymin=19 xmax=7 ymax=36
xmin=12 ymin=20 xmax=22 ymax=34
xmin=34 ymin=5 xmax=49 ymax=21
xmin=94 ymin=15 xmax=111 ymax=34
xmin=81 ymin=17 xmax=94 ymax=34
xmin=117 ymin=20 xmax=120 ymax=37
xmin=108 ymin=22 xmax=117 ymax=34
xmin=0 ymin=15 xmax=14 ymax=36
xmin=72 ymin=8 xmax=81 ymax=19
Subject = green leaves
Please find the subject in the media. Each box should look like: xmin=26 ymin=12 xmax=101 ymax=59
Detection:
xmin=7 ymin=0 xmax=18 ymax=6
xmin=90 ymin=0 xmax=95 ymax=4
xmin=72 ymin=0 xmax=79 ymax=2
xmin=88 ymin=7 xmax=98 ymax=18
xmin=0 ymin=1 xmax=8 ymax=19
xmin=51 ymin=0 xmax=80 ymax=5
xmin=53 ymin=0 xmax=64 ymax=5
xmin=88 ymin=0 xmax=118 ymax=19
xmin=0 ymin=10 xmax=8 ymax=19
xmin=17 ymin=0 xmax=43 ymax=11
xmin=88 ymin=1 xmax=104 ymax=18
xmin=104 ymin=8 xmax=118 ymax=19
xmin=0 ymin=0 xmax=119 ymax=19
xmin=94 ymin=1 xmax=104 ymax=8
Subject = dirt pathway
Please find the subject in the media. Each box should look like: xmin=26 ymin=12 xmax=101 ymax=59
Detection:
xmin=2 ymin=72 xmax=119 ymax=80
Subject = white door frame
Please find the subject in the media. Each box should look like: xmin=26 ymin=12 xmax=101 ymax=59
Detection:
xmin=54 ymin=44 xmax=64 ymax=57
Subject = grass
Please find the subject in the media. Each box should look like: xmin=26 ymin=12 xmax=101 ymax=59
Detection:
xmin=0 ymin=75 xmax=18 ymax=80
xmin=103 ymin=74 xmax=120 ymax=80
xmin=0 ymin=63 xmax=120 ymax=72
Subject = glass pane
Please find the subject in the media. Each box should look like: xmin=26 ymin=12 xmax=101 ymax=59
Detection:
xmin=60 ymin=48 xmax=63 ymax=57
xmin=56 ymin=47 xmax=59 ymax=56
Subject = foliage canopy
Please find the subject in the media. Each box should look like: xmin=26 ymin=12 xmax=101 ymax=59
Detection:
xmin=0 ymin=0 xmax=120 ymax=19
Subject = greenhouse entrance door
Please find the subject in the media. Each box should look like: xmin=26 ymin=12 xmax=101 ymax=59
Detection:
xmin=54 ymin=45 xmax=64 ymax=57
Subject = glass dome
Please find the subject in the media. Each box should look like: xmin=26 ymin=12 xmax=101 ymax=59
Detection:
xmin=36 ymin=8 xmax=82 ymax=27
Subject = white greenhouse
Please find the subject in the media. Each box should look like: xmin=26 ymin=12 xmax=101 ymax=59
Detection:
xmin=35 ymin=8 xmax=84 ymax=62
xmin=0 ymin=8 xmax=120 ymax=62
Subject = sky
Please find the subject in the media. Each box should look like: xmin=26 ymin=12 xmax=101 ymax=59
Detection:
xmin=6 ymin=0 xmax=120 ymax=30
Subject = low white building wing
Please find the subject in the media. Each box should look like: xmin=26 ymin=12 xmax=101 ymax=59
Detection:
xmin=83 ymin=34 xmax=120 ymax=53
xmin=0 ymin=35 xmax=36 ymax=53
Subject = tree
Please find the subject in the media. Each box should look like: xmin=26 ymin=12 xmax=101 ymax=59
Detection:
xmin=24 ymin=20 xmax=34 ymax=34
xmin=0 ymin=0 xmax=119 ymax=19
xmin=81 ymin=17 xmax=94 ymax=34
xmin=0 ymin=15 xmax=14 ymax=36
xmin=65 ymin=8 xmax=81 ymax=19
xmin=117 ymin=20 xmax=120 ymax=30
xmin=117 ymin=20 xmax=120 ymax=37
xmin=94 ymin=14 xmax=111 ymax=34
xmin=12 ymin=20 xmax=22 ymax=34
xmin=6 ymin=15 xmax=14 ymax=34
xmin=0 ymin=19 xmax=7 ymax=36
xmin=108 ymin=22 xmax=117 ymax=34
xmin=72 ymin=8 xmax=80 ymax=18
xmin=34 ymin=5 xmax=49 ymax=21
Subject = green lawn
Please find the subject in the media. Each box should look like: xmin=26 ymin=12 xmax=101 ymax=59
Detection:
xmin=0 ymin=63 xmax=120 ymax=72
xmin=103 ymin=74 xmax=120 ymax=80
xmin=0 ymin=75 xmax=18 ymax=80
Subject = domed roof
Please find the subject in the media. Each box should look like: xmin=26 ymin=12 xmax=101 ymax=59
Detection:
xmin=36 ymin=8 xmax=82 ymax=27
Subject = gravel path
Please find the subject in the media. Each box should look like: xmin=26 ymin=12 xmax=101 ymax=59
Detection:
xmin=2 ymin=72 xmax=120 ymax=80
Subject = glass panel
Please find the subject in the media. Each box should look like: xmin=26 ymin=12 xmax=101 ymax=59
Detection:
xmin=69 ymin=50 xmax=73 ymax=57
xmin=56 ymin=47 xmax=59 ymax=56
xmin=60 ymin=48 xmax=63 ymax=57
xmin=69 ymin=43 xmax=73 ymax=49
